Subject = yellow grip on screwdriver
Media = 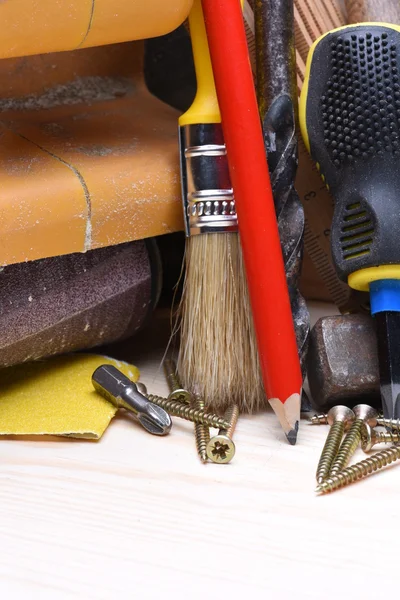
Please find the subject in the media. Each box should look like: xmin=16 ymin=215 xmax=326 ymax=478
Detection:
xmin=300 ymin=22 xmax=400 ymax=289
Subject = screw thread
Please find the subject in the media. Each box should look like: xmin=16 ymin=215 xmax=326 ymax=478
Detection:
xmin=316 ymin=420 xmax=345 ymax=483
xmin=163 ymin=359 xmax=191 ymax=404
xmin=194 ymin=397 xmax=210 ymax=463
xmin=310 ymin=413 xmax=328 ymax=425
xmin=330 ymin=418 xmax=363 ymax=475
xmin=377 ymin=418 xmax=400 ymax=430
xmin=317 ymin=446 xmax=400 ymax=494
xmin=163 ymin=359 xmax=182 ymax=393
xmin=222 ymin=404 xmax=239 ymax=437
xmin=376 ymin=430 xmax=400 ymax=445
xmin=146 ymin=394 xmax=230 ymax=429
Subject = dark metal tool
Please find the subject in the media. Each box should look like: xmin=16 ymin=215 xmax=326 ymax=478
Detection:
xmin=301 ymin=23 xmax=400 ymax=419
xmin=307 ymin=314 xmax=381 ymax=413
xmin=375 ymin=311 xmax=400 ymax=420
xmin=255 ymin=0 xmax=310 ymax=381
xmin=92 ymin=365 xmax=172 ymax=436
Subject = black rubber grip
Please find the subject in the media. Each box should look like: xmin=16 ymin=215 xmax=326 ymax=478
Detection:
xmin=304 ymin=24 xmax=400 ymax=281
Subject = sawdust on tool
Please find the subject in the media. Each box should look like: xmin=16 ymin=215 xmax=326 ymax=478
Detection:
xmin=0 ymin=76 xmax=135 ymax=112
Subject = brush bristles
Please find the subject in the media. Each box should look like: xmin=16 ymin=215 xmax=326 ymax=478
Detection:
xmin=178 ymin=233 xmax=265 ymax=413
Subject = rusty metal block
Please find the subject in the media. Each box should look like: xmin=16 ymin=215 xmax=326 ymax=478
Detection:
xmin=307 ymin=314 xmax=381 ymax=412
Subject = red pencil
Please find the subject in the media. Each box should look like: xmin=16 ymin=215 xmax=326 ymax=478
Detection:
xmin=201 ymin=0 xmax=303 ymax=444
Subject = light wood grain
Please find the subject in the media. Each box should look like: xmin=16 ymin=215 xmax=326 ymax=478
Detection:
xmin=345 ymin=0 xmax=400 ymax=23
xmin=0 ymin=303 xmax=399 ymax=599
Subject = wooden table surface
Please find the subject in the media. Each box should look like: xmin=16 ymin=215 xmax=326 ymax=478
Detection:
xmin=0 ymin=303 xmax=399 ymax=599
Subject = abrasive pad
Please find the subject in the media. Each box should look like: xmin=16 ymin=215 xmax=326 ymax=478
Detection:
xmin=0 ymin=354 xmax=139 ymax=439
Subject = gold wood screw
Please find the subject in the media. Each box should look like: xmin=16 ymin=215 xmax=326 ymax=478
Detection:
xmin=329 ymin=404 xmax=378 ymax=476
xmin=316 ymin=446 xmax=400 ymax=494
xmin=163 ymin=358 xmax=191 ymax=403
xmin=206 ymin=404 xmax=239 ymax=464
xmin=360 ymin=423 xmax=400 ymax=452
xmin=146 ymin=393 xmax=230 ymax=430
xmin=316 ymin=406 xmax=355 ymax=484
xmin=310 ymin=411 xmax=383 ymax=426
xmin=376 ymin=418 xmax=400 ymax=430
xmin=163 ymin=359 xmax=210 ymax=462
xmin=309 ymin=413 xmax=329 ymax=425
xmin=194 ymin=396 xmax=210 ymax=463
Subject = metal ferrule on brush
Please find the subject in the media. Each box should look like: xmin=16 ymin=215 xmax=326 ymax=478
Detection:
xmin=179 ymin=123 xmax=238 ymax=236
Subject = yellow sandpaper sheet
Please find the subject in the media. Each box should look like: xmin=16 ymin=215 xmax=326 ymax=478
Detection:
xmin=0 ymin=354 xmax=139 ymax=439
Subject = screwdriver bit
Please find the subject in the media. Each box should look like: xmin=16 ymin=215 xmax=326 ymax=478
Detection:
xmin=92 ymin=365 xmax=172 ymax=436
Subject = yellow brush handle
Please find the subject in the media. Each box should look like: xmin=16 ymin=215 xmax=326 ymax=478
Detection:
xmin=179 ymin=0 xmax=220 ymax=125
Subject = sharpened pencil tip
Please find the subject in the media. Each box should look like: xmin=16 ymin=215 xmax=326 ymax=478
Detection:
xmin=269 ymin=394 xmax=301 ymax=444
xmin=285 ymin=421 xmax=299 ymax=445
